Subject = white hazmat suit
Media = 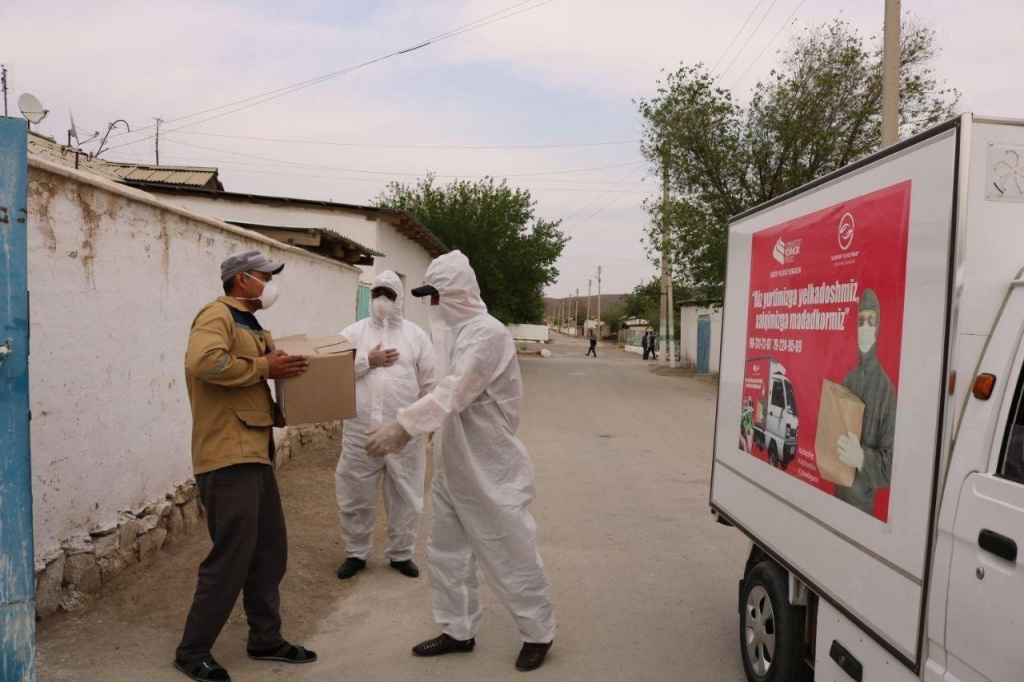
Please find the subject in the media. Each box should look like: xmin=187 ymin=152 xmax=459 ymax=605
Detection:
xmin=394 ymin=251 xmax=556 ymax=644
xmin=336 ymin=271 xmax=436 ymax=562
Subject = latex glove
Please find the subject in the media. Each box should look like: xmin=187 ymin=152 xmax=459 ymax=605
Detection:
xmin=368 ymin=343 xmax=400 ymax=368
xmin=837 ymin=431 xmax=865 ymax=470
xmin=365 ymin=419 xmax=412 ymax=457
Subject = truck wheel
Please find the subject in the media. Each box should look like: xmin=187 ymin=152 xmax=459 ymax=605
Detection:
xmin=780 ymin=459 xmax=790 ymax=471
xmin=740 ymin=560 xmax=810 ymax=682
xmin=768 ymin=443 xmax=778 ymax=468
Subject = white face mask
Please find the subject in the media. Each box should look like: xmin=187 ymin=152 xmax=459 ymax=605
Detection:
xmin=241 ymin=272 xmax=279 ymax=310
xmin=372 ymin=296 xmax=395 ymax=321
xmin=858 ymin=324 xmax=877 ymax=354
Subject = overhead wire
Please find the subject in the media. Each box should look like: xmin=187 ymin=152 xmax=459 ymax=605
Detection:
xmin=564 ymin=174 xmax=650 ymax=233
xmin=105 ymin=0 xmax=554 ymax=153
xmin=170 ymin=130 xmax=639 ymax=150
xmin=710 ymin=0 xmax=766 ymax=73
xmin=716 ymin=0 xmax=779 ymax=81
xmin=729 ymin=0 xmax=809 ymax=89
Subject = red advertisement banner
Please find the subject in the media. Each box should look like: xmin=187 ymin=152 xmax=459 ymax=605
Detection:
xmin=739 ymin=181 xmax=911 ymax=521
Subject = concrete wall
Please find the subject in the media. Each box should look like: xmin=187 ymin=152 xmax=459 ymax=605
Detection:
xmin=27 ymin=160 xmax=360 ymax=583
xmin=158 ymin=193 xmax=435 ymax=332
xmin=508 ymin=324 xmax=550 ymax=343
xmin=678 ymin=305 xmax=723 ymax=374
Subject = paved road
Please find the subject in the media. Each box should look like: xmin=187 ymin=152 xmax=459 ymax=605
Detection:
xmin=36 ymin=334 xmax=749 ymax=681
xmin=269 ymin=335 xmax=748 ymax=681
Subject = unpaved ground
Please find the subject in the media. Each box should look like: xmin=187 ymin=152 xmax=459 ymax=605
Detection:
xmin=37 ymin=335 xmax=747 ymax=681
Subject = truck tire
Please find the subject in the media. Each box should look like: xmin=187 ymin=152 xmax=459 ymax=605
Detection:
xmin=768 ymin=443 xmax=779 ymax=468
xmin=739 ymin=560 xmax=810 ymax=682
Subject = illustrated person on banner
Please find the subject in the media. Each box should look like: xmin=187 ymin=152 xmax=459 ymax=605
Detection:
xmin=741 ymin=398 xmax=755 ymax=453
xmin=833 ymin=288 xmax=896 ymax=515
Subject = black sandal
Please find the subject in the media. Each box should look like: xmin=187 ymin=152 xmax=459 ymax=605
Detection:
xmin=173 ymin=654 xmax=230 ymax=681
xmin=247 ymin=641 xmax=318 ymax=664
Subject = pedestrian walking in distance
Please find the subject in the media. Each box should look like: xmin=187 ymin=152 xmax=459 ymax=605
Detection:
xmin=648 ymin=330 xmax=658 ymax=360
xmin=176 ymin=250 xmax=317 ymax=682
xmin=641 ymin=330 xmax=650 ymax=360
xmin=335 ymin=270 xmax=437 ymax=581
xmin=365 ymin=251 xmax=557 ymax=673
xmin=586 ymin=331 xmax=598 ymax=357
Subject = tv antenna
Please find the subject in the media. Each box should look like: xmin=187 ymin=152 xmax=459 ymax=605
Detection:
xmin=68 ymin=110 xmax=99 ymax=147
xmin=18 ymin=93 xmax=48 ymax=129
xmin=94 ymin=119 xmax=130 ymax=158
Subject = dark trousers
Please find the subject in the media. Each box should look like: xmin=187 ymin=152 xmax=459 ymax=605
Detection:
xmin=586 ymin=343 xmax=597 ymax=357
xmin=176 ymin=463 xmax=288 ymax=662
xmin=642 ymin=347 xmax=649 ymax=360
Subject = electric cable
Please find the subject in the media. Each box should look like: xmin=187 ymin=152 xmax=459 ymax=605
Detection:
xmin=730 ymin=0 xmax=809 ymax=89
xmin=717 ymin=0 xmax=779 ymax=81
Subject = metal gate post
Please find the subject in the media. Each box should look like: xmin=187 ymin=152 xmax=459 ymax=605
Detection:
xmin=0 ymin=116 xmax=36 ymax=681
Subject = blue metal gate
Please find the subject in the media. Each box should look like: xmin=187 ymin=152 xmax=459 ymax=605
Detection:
xmin=697 ymin=314 xmax=711 ymax=374
xmin=356 ymin=283 xmax=371 ymax=321
xmin=0 ymin=116 xmax=37 ymax=680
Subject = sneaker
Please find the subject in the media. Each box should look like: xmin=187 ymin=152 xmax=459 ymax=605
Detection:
xmin=412 ymin=633 xmax=476 ymax=657
xmin=390 ymin=559 xmax=420 ymax=578
xmin=515 ymin=641 xmax=552 ymax=672
xmin=337 ymin=557 xmax=366 ymax=580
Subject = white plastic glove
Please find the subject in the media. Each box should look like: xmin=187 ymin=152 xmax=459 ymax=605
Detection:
xmin=365 ymin=419 xmax=412 ymax=458
xmin=368 ymin=343 xmax=400 ymax=368
xmin=837 ymin=431 xmax=865 ymax=470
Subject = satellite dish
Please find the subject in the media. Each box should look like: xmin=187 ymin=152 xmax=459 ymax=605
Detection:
xmin=18 ymin=93 xmax=48 ymax=125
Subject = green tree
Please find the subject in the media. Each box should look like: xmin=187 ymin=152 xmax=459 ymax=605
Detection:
xmin=375 ymin=174 xmax=568 ymax=324
xmin=637 ymin=19 xmax=958 ymax=303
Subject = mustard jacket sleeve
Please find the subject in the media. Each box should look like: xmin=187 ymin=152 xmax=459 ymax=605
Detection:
xmin=185 ymin=305 xmax=270 ymax=386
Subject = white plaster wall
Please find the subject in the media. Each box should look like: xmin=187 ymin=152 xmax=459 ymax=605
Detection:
xmin=507 ymin=324 xmax=550 ymax=343
xmin=678 ymin=305 xmax=723 ymax=373
xmin=157 ymin=193 xmax=436 ymax=333
xmin=27 ymin=160 xmax=360 ymax=558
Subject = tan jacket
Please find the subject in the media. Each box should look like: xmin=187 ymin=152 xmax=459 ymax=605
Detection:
xmin=184 ymin=296 xmax=282 ymax=475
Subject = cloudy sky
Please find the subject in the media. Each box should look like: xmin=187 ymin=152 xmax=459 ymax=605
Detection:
xmin=4 ymin=0 xmax=1022 ymax=296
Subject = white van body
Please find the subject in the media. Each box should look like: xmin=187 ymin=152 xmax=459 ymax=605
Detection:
xmin=710 ymin=114 xmax=1024 ymax=681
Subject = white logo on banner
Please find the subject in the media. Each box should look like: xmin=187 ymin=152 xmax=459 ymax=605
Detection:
xmin=772 ymin=237 xmax=802 ymax=265
xmin=838 ymin=212 xmax=855 ymax=251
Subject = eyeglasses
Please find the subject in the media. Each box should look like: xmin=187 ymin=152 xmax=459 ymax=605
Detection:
xmin=858 ymin=313 xmax=878 ymax=328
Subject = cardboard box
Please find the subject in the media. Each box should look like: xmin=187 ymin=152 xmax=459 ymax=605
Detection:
xmin=274 ymin=334 xmax=356 ymax=426
xmin=814 ymin=379 xmax=863 ymax=488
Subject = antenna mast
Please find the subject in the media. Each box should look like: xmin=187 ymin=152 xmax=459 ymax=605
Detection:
xmin=154 ymin=117 xmax=162 ymax=165
xmin=1 ymin=65 xmax=8 ymax=117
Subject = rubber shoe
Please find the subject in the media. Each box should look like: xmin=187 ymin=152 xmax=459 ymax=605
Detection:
xmin=515 ymin=641 xmax=552 ymax=672
xmin=337 ymin=557 xmax=366 ymax=580
xmin=390 ymin=559 xmax=420 ymax=578
xmin=412 ymin=633 xmax=475 ymax=657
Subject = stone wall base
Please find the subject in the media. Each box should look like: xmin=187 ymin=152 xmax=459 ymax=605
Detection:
xmin=34 ymin=421 xmax=341 ymax=618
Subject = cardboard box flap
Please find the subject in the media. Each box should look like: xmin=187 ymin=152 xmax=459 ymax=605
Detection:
xmin=275 ymin=333 xmax=355 ymax=356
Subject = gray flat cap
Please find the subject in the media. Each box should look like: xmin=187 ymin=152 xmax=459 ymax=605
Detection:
xmin=220 ymin=249 xmax=284 ymax=282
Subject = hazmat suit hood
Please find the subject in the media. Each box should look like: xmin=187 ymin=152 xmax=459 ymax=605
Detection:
xmin=424 ymin=251 xmax=488 ymax=329
xmin=857 ymin=288 xmax=881 ymax=359
xmin=371 ymin=270 xmax=405 ymax=326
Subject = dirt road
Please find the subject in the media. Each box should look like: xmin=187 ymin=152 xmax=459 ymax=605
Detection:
xmin=37 ymin=334 xmax=747 ymax=681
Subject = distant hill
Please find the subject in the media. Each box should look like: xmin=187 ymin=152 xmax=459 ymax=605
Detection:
xmin=544 ymin=293 xmax=627 ymax=321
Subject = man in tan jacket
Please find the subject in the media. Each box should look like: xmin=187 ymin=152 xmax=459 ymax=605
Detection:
xmin=175 ymin=249 xmax=316 ymax=682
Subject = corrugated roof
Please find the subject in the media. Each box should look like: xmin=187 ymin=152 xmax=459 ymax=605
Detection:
xmin=131 ymin=183 xmax=449 ymax=258
xmin=226 ymin=221 xmax=385 ymax=266
xmin=27 ymin=131 xmax=223 ymax=189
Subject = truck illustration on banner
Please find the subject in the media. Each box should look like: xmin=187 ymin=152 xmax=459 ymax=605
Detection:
xmin=741 ymin=356 xmax=798 ymax=469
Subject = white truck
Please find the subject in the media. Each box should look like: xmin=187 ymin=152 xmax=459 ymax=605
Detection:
xmin=710 ymin=114 xmax=1024 ymax=681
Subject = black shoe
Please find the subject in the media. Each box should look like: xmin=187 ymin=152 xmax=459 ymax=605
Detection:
xmin=247 ymin=642 xmax=317 ymax=664
xmin=390 ymin=559 xmax=420 ymax=578
xmin=515 ymin=641 xmax=552 ymax=672
xmin=412 ymin=633 xmax=476 ymax=657
xmin=337 ymin=557 xmax=366 ymax=580
xmin=174 ymin=654 xmax=230 ymax=681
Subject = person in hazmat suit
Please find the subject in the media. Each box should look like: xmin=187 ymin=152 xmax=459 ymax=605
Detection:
xmin=335 ymin=271 xmax=437 ymax=580
xmin=365 ymin=251 xmax=556 ymax=673
xmin=834 ymin=288 xmax=896 ymax=516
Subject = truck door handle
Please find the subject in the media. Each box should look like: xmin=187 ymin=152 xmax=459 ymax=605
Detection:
xmin=979 ymin=529 xmax=1018 ymax=562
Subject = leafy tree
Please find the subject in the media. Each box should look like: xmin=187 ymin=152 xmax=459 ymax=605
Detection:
xmin=620 ymin=278 xmax=692 ymax=329
xmin=375 ymin=174 xmax=568 ymax=324
xmin=637 ymin=19 xmax=958 ymax=303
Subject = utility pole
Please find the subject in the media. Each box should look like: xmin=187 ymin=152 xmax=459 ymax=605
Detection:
xmin=596 ymin=266 xmax=603 ymax=341
xmin=881 ymin=0 xmax=901 ymax=148
xmin=660 ymin=158 xmax=670 ymax=367
xmin=1 ymin=65 xmax=8 ymax=117
xmin=154 ymin=117 xmax=163 ymax=165
xmin=586 ymin=279 xmax=592 ymax=329
xmin=573 ymin=289 xmax=579 ymax=336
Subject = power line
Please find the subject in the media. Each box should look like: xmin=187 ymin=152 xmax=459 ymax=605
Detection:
xmin=565 ymin=176 xmax=650 ymax=233
xmin=171 ymin=130 xmax=639 ymax=150
xmin=710 ymin=0 xmax=766 ymax=73
xmin=106 ymin=0 xmax=554 ymax=153
xmin=161 ymin=136 xmax=644 ymax=180
xmin=562 ymin=165 xmax=643 ymax=225
xmin=730 ymin=0 xmax=809 ymax=90
xmin=717 ymin=0 xmax=779 ymax=81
